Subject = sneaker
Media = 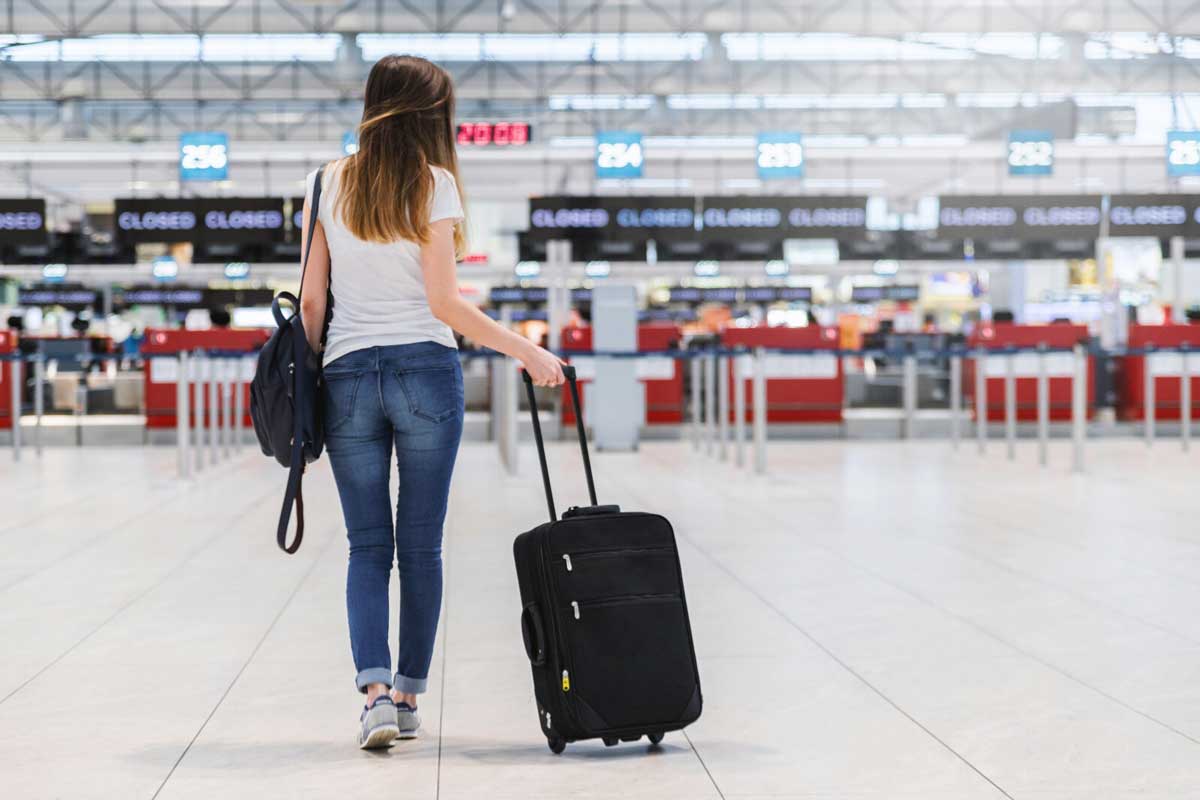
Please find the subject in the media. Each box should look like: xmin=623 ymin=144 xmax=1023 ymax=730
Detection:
xmin=358 ymin=695 xmax=399 ymax=750
xmin=395 ymin=702 xmax=421 ymax=740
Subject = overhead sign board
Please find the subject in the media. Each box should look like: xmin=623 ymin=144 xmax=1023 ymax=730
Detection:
xmin=1007 ymin=130 xmax=1054 ymax=176
xmin=936 ymin=195 xmax=1102 ymax=239
xmin=0 ymin=198 xmax=47 ymax=245
xmin=595 ymin=131 xmax=644 ymax=179
xmin=18 ymin=285 xmax=97 ymax=307
xmin=756 ymin=132 xmax=805 ymax=180
xmin=1167 ymin=130 xmax=1200 ymax=177
xmin=527 ymin=196 xmax=695 ymax=242
xmin=179 ymin=131 xmax=229 ymax=182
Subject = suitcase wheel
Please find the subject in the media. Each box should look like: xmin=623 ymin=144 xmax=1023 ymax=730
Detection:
xmin=547 ymin=734 xmax=566 ymax=755
xmin=602 ymin=737 xmax=619 ymax=747
xmin=647 ymin=732 xmax=665 ymax=745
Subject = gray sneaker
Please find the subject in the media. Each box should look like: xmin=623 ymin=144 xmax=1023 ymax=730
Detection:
xmin=358 ymin=696 xmax=399 ymax=750
xmin=395 ymin=702 xmax=421 ymax=740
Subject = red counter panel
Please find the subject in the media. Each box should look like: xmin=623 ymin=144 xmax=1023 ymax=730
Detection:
xmin=1120 ymin=325 xmax=1200 ymax=421
xmin=560 ymin=324 xmax=685 ymax=425
xmin=965 ymin=323 xmax=1092 ymax=422
xmin=141 ymin=328 xmax=269 ymax=429
xmin=720 ymin=326 xmax=843 ymax=423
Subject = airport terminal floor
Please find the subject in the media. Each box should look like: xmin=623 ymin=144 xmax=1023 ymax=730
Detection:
xmin=2 ymin=439 xmax=1199 ymax=799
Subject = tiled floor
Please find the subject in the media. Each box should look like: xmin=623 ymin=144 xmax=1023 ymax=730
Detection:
xmin=1 ymin=437 xmax=1199 ymax=798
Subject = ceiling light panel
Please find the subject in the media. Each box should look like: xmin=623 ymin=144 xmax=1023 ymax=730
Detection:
xmin=357 ymin=33 xmax=707 ymax=62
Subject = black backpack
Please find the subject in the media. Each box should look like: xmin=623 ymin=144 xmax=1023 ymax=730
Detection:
xmin=250 ymin=164 xmax=332 ymax=554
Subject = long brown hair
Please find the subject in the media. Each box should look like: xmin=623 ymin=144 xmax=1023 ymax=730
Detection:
xmin=335 ymin=55 xmax=467 ymax=256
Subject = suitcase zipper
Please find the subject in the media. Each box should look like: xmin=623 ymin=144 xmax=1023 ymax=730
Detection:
xmin=560 ymin=546 xmax=672 ymax=571
xmin=569 ymin=592 xmax=678 ymax=620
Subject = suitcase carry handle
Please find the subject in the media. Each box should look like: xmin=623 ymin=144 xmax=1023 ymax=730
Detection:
xmin=520 ymin=602 xmax=547 ymax=666
xmin=522 ymin=364 xmax=598 ymax=522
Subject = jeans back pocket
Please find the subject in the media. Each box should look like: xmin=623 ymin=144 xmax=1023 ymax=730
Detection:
xmin=396 ymin=365 xmax=463 ymax=424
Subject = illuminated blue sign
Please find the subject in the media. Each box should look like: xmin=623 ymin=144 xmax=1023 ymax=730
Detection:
xmin=1167 ymin=130 xmax=1200 ymax=176
xmin=595 ymin=131 xmax=643 ymax=179
xmin=1007 ymin=130 xmax=1054 ymax=176
xmin=756 ymin=132 xmax=804 ymax=180
xmin=179 ymin=131 xmax=229 ymax=182
xmin=342 ymin=131 xmax=359 ymax=156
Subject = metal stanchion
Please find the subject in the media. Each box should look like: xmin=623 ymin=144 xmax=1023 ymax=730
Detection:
xmin=1182 ymin=346 xmax=1191 ymax=453
xmin=208 ymin=355 xmax=219 ymax=465
xmin=1144 ymin=345 xmax=1155 ymax=446
xmin=222 ymin=359 xmax=233 ymax=460
xmin=233 ymin=357 xmax=245 ymax=452
xmin=949 ymin=353 xmax=962 ymax=450
xmin=10 ymin=359 xmax=21 ymax=461
xmin=690 ymin=357 xmax=702 ymax=451
xmin=902 ymin=351 xmax=916 ymax=440
xmin=193 ymin=351 xmax=205 ymax=474
xmin=33 ymin=354 xmax=43 ymax=457
xmin=975 ymin=348 xmax=987 ymax=454
xmin=752 ymin=346 xmax=767 ymax=474
xmin=733 ymin=353 xmax=746 ymax=468
xmin=704 ymin=352 xmax=716 ymax=455
xmin=1004 ymin=351 xmax=1016 ymax=460
xmin=503 ymin=358 xmax=518 ymax=475
xmin=1072 ymin=343 xmax=1086 ymax=474
xmin=717 ymin=353 xmax=729 ymax=461
xmin=177 ymin=351 xmax=191 ymax=479
xmin=1036 ymin=345 xmax=1049 ymax=467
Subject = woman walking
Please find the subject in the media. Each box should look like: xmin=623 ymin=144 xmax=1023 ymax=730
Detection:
xmin=297 ymin=54 xmax=565 ymax=749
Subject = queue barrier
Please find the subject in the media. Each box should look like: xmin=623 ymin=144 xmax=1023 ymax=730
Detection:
xmin=5 ymin=341 xmax=1198 ymax=477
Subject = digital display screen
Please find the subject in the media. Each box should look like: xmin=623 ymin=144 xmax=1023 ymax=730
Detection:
xmin=595 ymin=131 xmax=644 ymax=179
xmin=117 ymin=286 xmax=206 ymax=306
xmin=114 ymin=198 xmax=199 ymax=243
xmin=1108 ymin=194 xmax=1200 ymax=237
xmin=1007 ymin=130 xmax=1054 ymax=176
xmin=756 ymin=132 xmax=804 ymax=180
xmin=0 ymin=198 xmax=47 ymax=246
xmin=18 ymin=286 xmax=97 ymax=307
xmin=700 ymin=288 xmax=738 ymax=303
xmin=850 ymin=285 xmax=920 ymax=303
xmin=743 ymin=287 xmax=780 ymax=302
xmin=199 ymin=197 xmax=285 ymax=243
xmin=1167 ymin=131 xmax=1200 ymax=177
xmin=456 ymin=122 xmax=531 ymax=147
xmin=699 ymin=196 xmax=868 ymax=239
xmin=937 ymin=195 xmax=1103 ymax=239
xmin=179 ymin=131 xmax=229 ymax=182
xmin=779 ymin=287 xmax=814 ymax=302
xmin=667 ymin=287 xmax=703 ymax=303
xmin=571 ymin=288 xmax=593 ymax=303
xmin=488 ymin=286 xmax=548 ymax=304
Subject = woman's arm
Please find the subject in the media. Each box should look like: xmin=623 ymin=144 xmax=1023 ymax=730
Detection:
xmin=297 ymin=193 xmax=331 ymax=354
xmin=420 ymin=219 xmax=565 ymax=387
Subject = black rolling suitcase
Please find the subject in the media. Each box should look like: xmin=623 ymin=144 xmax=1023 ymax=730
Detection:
xmin=512 ymin=366 xmax=702 ymax=754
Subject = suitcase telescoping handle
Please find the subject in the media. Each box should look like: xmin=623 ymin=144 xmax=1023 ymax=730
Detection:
xmin=522 ymin=364 xmax=598 ymax=522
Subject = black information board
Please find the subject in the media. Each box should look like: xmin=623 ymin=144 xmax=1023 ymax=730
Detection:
xmin=937 ymin=195 xmax=1103 ymax=239
xmin=0 ymin=198 xmax=47 ymax=246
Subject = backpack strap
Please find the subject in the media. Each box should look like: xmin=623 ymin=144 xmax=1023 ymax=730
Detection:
xmin=275 ymin=164 xmax=327 ymax=554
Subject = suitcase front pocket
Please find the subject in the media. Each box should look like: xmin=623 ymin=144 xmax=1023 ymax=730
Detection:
xmin=557 ymin=547 xmax=679 ymax=602
xmin=564 ymin=594 xmax=698 ymax=731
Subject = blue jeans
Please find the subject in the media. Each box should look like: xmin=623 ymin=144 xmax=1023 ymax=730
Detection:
xmin=322 ymin=342 xmax=464 ymax=695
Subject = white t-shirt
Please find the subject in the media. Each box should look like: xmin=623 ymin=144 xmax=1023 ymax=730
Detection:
xmin=304 ymin=161 xmax=464 ymax=367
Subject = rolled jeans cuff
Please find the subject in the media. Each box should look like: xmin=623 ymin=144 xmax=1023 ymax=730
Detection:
xmin=393 ymin=672 xmax=428 ymax=695
xmin=355 ymin=667 xmax=393 ymax=693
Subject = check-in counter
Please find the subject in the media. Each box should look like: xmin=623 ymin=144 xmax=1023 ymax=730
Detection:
xmin=1119 ymin=324 xmax=1200 ymax=421
xmin=720 ymin=326 xmax=843 ymax=423
xmin=559 ymin=323 xmax=685 ymax=426
xmin=965 ymin=323 xmax=1092 ymax=422
xmin=0 ymin=331 xmax=16 ymax=429
xmin=140 ymin=328 xmax=269 ymax=429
